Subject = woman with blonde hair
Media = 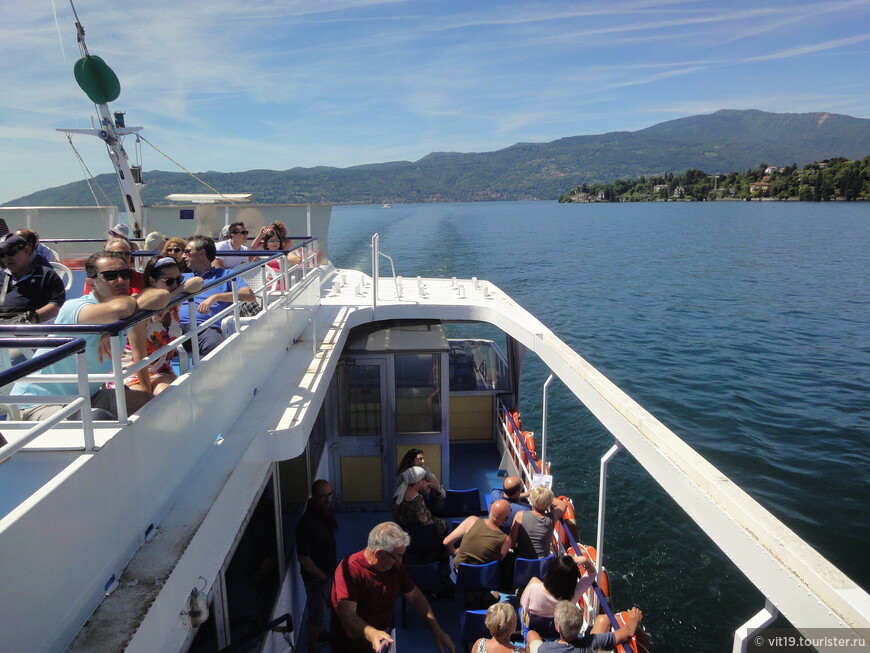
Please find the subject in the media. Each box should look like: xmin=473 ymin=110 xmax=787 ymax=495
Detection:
xmin=471 ymin=602 xmax=526 ymax=653
xmin=510 ymin=485 xmax=567 ymax=559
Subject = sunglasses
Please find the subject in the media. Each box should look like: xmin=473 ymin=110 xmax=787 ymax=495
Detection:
xmin=160 ymin=276 xmax=182 ymax=287
xmin=92 ymin=268 xmax=134 ymax=281
xmin=0 ymin=247 xmax=25 ymax=257
xmin=267 ymin=239 xmax=281 ymax=245
xmin=183 ymin=248 xmax=197 ymax=255
xmin=231 ymin=230 xmax=249 ymax=236
xmin=166 ymin=247 xmax=182 ymax=253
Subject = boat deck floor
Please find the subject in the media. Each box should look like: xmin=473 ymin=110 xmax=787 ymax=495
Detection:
xmin=303 ymin=441 xmax=507 ymax=652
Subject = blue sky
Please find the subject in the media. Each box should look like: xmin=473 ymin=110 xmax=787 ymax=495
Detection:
xmin=1 ymin=0 xmax=869 ymax=204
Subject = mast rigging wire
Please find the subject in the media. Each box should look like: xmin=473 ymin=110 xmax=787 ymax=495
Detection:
xmin=137 ymin=135 xmax=242 ymax=207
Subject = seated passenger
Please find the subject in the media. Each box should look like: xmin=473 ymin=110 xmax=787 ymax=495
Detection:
xmin=252 ymin=221 xmax=304 ymax=266
xmin=471 ymin=602 xmax=526 ymax=653
xmin=488 ymin=475 xmax=531 ymax=533
xmin=11 ymin=251 xmax=170 ymax=421
xmin=214 ymin=221 xmax=253 ymax=269
xmin=107 ymin=223 xmax=139 ymax=251
xmin=520 ymin=555 xmax=597 ymax=624
xmin=178 ymin=235 xmax=256 ymax=358
xmin=392 ymin=466 xmax=446 ymax=537
xmin=84 ymin=237 xmax=144 ymax=295
xmin=397 ymin=448 xmax=446 ymax=514
xmin=144 ymin=231 xmax=166 ymax=253
xmin=510 ymin=485 xmax=567 ymax=560
xmin=527 ymin=601 xmax=644 ymax=653
xmin=0 ymin=234 xmax=65 ymax=324
xmin=15 ymin=228 xmax=56 ymax=267
xmin=124 ymin=256 xmax=203 ymax=395
xmin=160 ymin=237 xmax=189 ymax=272
xmin=443 ymin=499 xmax=512 ymax=569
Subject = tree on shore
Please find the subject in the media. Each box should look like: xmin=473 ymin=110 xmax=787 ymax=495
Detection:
xmin=558 ymin=155 xmax=870 ymax=202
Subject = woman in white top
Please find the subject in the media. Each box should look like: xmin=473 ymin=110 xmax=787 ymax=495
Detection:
xmin=520 ymin=554 xmax=597 ymax=620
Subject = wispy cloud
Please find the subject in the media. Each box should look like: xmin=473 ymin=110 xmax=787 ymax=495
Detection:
xmin=1 ymin=0 xmax=868 ymax=203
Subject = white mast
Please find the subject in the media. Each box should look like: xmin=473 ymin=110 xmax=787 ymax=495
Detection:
xmin=57 ymin=3 xmax=145 ymax=236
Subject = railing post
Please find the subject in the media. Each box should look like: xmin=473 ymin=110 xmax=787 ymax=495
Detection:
xmin=541 ymin=374 xmax=554 ymax=473
xmin=187 ymin=297 xmax=201 ymax=367
xmin=594 ymin=443 xmax=622 ymax=618
xmin=371 ymin=233 xmax=379 ymax=310
xmin=110 ymin=333 xmax=128 ymax=422
xmin=732 ymin=599 xmax=777 ymax=653
xmin=76 ymin=350 xmax=95 ymax=449
xmin=231 ymin=277 xmax=241 ymax=333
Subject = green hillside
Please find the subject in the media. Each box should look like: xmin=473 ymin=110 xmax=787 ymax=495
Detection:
xmin=5 ymin=109 xmax=870 ymax=206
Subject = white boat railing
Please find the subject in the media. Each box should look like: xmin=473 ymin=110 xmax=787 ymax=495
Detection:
xmin=0 ymin=337 xmax=94 ymax=461
xmin=0 ymin=244 xmax=319 ymax=461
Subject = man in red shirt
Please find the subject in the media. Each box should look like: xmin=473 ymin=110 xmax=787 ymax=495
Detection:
xmin=331 ymin=521 xmax=455 ymax=653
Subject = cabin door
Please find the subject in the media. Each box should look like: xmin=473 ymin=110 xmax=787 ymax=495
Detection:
xmin=332 ymin=357 xmax=392 ymax=510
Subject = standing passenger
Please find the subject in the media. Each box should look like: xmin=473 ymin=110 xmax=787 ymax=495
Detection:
xmin=297 ymin=480 xmax=338 ymax=653
xmin=331 ymin=522 xmax=455 ymax=653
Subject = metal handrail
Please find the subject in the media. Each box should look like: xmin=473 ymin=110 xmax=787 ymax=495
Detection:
xmin=559 ymin=524 xmax=632 ymax=653
xmin=0 ymin=337 xmax=93 ymax=463
xmin=215 ymin=613 xmax=293 ymax=653
xmin=0 ymin=250 xmax=320 ymax=435
xmin=497 ymin=400 xmax=540 ymax=486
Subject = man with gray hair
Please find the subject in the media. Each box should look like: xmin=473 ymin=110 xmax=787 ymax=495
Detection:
xmin=331 ymin=521 xmax=455 ymax=653
xmin=527 ymin=600 xmax=643 ymax=652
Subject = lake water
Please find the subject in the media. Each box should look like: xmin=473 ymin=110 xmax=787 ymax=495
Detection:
xmin=329 ymin=200 xmax=869 ymax=650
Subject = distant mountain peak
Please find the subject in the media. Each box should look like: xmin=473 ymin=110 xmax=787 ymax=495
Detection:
xmin=4 ymin=109 xmax=868 ymax=206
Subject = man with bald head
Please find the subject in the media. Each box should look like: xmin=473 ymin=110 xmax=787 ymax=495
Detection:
xmin=444 ymin=499 xmax=513 ymax=568
xmin=489 ymin=475 xmax=532 ymax=533
xmin=443 ymin=499 xmax=513 ymax=608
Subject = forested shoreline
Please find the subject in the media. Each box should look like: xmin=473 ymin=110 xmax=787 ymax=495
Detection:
xmin=559 ymin=156 xmax=870 ymax=202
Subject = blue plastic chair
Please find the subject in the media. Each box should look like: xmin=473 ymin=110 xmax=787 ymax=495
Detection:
xmin=460 ymin=609 xmax=489 ymax=653
xmin=405 ymin=522 xmax=440 ymax=563
xmin=455 ymin=560 xmax=501 ymax=592
xmin=443 ymin=488 xmax=481 ymax=517
xmin=403 ymin=562 xmax=442 ymax=626
xmin=513 ymin=555 xmax=554 ymax=593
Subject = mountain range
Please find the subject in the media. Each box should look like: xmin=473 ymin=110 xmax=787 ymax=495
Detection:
xmin=5 ymin=109 xmax=870 ymax=206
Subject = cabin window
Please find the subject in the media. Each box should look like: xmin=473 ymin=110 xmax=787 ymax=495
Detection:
xmin=338 ymin=363 xmax=382 ymax=436
xmin=223 ymin=483 xmax=281 ymax=649
xmin=448 ymin=339 xmax=510 ymax=391
xmin=395 ymin=353 xmax=441 ymax=433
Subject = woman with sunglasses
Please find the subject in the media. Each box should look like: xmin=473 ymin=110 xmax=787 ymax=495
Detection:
xmin=160 ymin=237 xmax=189 ymax=272
xmin=125 ymin=256 xmax=203 ymax=395
xmin=251 ymin=221 xmax=304 ymax=273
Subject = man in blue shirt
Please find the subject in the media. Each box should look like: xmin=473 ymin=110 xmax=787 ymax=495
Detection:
xmin=179 ymin=235 xmax=255 ymax=358
xmin=527 ymin=601 xmax=643 ymax=653
xmin=488 ymin=475 xmax=531 ymax=533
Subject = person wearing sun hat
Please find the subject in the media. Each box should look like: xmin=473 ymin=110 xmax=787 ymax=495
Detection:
xmin=143 ymin=231 xmax=166 ymax=252
xmin=107 ymin=223 xmax=139 ymax=251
